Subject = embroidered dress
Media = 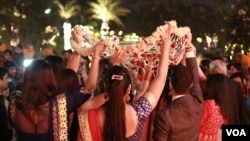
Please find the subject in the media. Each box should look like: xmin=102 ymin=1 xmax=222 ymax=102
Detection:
xmin=10 ymin=90 xmax=91 ymax=141
xmin=128 ymin=96 xmax=152 ymax=140
xmin=199 ymin=100 xmax=226 ymax=141
xmin=52 ymin=94 xmax=68 ymax=141
xmin=78 ymin=96 xmax=152 ymax=141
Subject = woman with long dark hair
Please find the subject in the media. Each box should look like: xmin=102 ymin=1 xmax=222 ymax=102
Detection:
xmin=199 ymin=74 xmax=230 ymax=141
xmin=9 ymin=41 xmax=106 ymax=141
xmin=78 ymin=24 xmax=173 ymax=141
xmin=55 ymin=68 xmax=81 ymax=141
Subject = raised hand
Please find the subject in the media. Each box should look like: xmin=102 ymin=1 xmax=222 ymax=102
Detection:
xmin=180 ymin=42 xmax=196 ymax=66
xmin=93 ymin=41 xmax=106 ymax=56
xmin=158 ymin=22 xmax=174 ymax=47
xmin=184 ymin=33 xmax=192 ymax=46
xmin=186 ymin=43 xmax=196 ymax=54
xmin=71 ymin=25 xmax=84 ymax=45
xmin=110 ymin=49 xmax=127 ymax=66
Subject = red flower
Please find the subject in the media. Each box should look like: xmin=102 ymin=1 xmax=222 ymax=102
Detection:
xmin=157 ymin=41 xmax=163 ymax=46
xmin=169 ymin=56 xmax=176 ymax=61
xmin=136 ymin=61 xmax=143 ymax=67
xmin=141 ymin=53 xmax=147 ymax=58
xmin=171 ymin=44 xmax=175 ymax=48
xmin=133 ymin=53 xmax=138 ymax=58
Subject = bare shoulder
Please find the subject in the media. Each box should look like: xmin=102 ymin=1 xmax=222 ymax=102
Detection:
xmin=125 ymin=105 xmax=138 ymax=137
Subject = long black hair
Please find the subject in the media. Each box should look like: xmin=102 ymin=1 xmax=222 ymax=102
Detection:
xmin=203 ymin=74 xmax=230 ymax=120
xmin=103 ymin=65 xmax=132 ymax=141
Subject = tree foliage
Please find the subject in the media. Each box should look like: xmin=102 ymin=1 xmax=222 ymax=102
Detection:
xmin=87 ymin=0 xmax=130 ymax=29
xmin=0 ymin=0 xmax=61 ymax=53
xmin=0 ymin=0 xmax=248 ymax=56
xmin=224 ymin=0 xmax=250 ymax=54
xmin=54 ymin=0 xmax=81 ymax=19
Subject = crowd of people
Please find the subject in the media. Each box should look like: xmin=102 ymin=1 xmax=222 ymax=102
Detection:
xmin=0 ymin=23 xmax=249 ymax=141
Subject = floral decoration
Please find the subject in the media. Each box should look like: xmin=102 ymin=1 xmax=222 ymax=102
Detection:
xmin=70 ymin=20 xmax=191 ymax=85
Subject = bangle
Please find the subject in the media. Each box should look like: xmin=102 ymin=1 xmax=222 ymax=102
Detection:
xmin=92 ymin=55 xmax=101 ymax=60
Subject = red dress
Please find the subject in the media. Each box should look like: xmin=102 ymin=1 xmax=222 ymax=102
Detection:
xmin=78 ymin=97 xmax=152 ymax=141
xmin=198 ymin=100 xmax=227 ymax=141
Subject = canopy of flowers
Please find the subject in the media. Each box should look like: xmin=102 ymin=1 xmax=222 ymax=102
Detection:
xmin=70 ymin=20 xmax=191 ymax=85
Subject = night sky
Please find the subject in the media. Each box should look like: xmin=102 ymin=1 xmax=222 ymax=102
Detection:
xmin=59 ymin=0 xmax=240 ymax=9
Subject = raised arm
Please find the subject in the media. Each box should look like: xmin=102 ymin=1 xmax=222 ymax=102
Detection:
xmin=181 ymin=39 xmax=207 ymax=83
xmin=78 ymin=49 xmax=127 ymax=112
xmin=144 ymin=24 xmax=172 ymax=109
xmin=185 ymin=44 xmax=203 ymax=103
xmin=133 ymin=66 xmax=153 ymax=102
xmin=85 ymin=41 xmax=106 ymax=90
xmin=77 ymin=92 xmax=108 ymax=113
xmin=66 ymin=28 xmax=83 ymax=72
xmin=198 ymin=64 xmax=207 ymax=82
xmin=67 ymin=52 xmax=81 ymax=72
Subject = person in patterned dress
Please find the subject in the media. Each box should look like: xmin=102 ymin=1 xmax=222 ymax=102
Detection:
xmin=199 ymin=74 xmax=228 ymax=141
xmin=8 ymin=41 xmax=106 ymax=141
xmin=77 ymin=23 xmax=173 ymax=141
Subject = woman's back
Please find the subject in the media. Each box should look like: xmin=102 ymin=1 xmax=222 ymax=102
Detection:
xmin=78 ymin=96 xmax=152 ymax=141
xmin=199 ymin=99 xmax=225 ymax=141
xmin=11 ymin=102 xmax=50 ymax=141
xmin=98 ymin=105 xmax=138 ymax=138
xmin=9 ymin=60 xmax=56 ymax=141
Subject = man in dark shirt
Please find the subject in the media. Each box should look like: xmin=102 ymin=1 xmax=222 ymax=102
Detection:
xmin=0 ymin=67 xmax=14 ymax=141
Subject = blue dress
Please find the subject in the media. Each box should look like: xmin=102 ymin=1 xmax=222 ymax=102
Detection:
xmin=10 ymin=90 xmax=91 ymax=141
xmin=127 ymin=96 xmax=152 ymax=141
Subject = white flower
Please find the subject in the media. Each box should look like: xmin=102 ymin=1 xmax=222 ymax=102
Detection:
xmin=70 ymin=20 xmax=191 ymax=82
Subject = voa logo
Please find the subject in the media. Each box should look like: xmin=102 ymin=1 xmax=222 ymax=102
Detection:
xmin=226 ymin=129 xmax=247 ymax=136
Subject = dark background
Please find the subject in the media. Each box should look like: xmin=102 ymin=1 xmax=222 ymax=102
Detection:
xmin=0 ymin=0 xmax=249 ymax=57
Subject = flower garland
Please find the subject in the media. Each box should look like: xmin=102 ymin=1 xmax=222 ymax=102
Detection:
xmin=70 ymin=20 xmax=191 ymax=86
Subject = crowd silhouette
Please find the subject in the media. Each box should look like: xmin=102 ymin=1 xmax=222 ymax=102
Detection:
xmin=0 ymin=23 xmax=249 ymax=141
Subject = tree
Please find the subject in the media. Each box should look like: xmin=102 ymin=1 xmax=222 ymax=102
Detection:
xmin=87 ymin=0 xmax=130 ymax=37
xmin=53 ymin=0 xmax=81 ymax=50
xmin=0 ymin=0 xmax=60 ymax=57
xmin=224 ymin=0 xmax=250 ymax=55
xmin=124 ymin=0 xmax=236 ymax=56
xmin=54 ymin=0 xmax=81 ymax=20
